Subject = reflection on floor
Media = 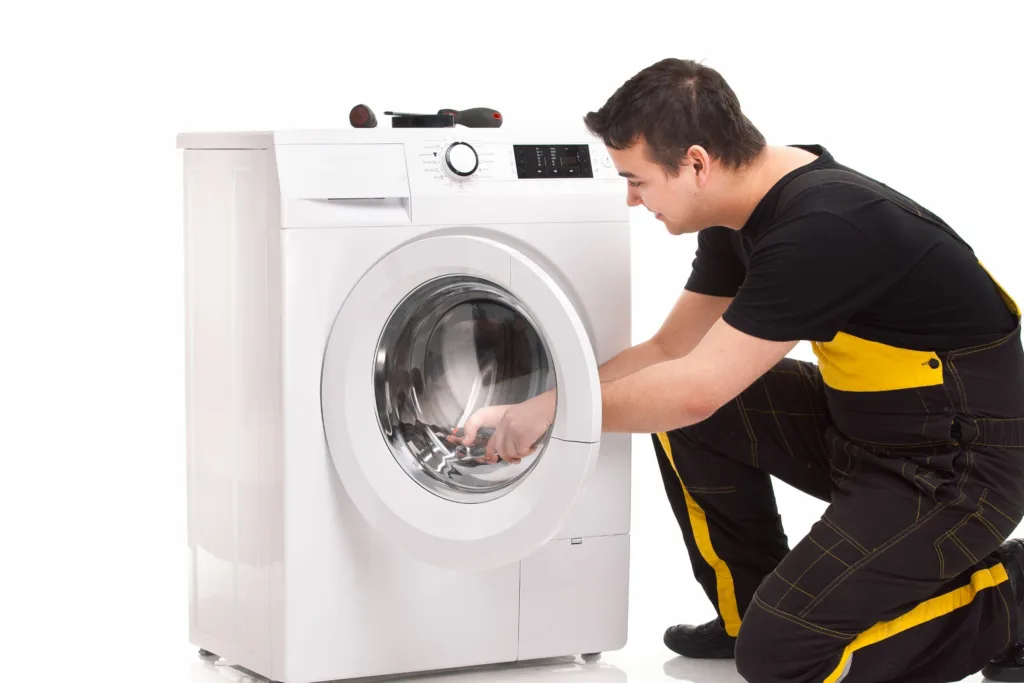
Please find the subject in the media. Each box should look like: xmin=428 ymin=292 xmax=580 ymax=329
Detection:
xmin=190 ymin=654 xmax=627 ymax=683
xmin=187 ymin=651 xmax=992 ymax=683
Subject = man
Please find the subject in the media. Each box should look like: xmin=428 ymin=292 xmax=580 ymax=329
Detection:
xmin=455 ymin=58 xmax=1024 ymax=682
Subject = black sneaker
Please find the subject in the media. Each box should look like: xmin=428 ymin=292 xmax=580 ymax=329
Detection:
xmin=663 ymin=617 xmax=737 ymax=659
xmin=982 ymin=539 xmax=1024 ymax=682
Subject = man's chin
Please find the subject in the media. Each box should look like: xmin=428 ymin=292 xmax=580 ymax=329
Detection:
xmin=666 ymin=221 xmax=701 ymax=235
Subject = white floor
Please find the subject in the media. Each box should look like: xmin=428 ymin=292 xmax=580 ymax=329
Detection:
xmin=183 ymin=643 xmax=992 ymax=683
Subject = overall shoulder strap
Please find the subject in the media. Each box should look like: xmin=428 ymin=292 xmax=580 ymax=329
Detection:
xmin=776 ymin=168 xmax=971 ymax=250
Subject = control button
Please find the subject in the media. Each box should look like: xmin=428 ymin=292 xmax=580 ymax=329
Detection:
xmin=601 ymin=155 xmax=612 ymax=168
xmin=441 ymin=142 xmax=479 ymax=180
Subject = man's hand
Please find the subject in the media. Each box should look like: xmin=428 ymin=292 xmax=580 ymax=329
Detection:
xmin=453 ymin=392 xmax=556 ymax=464
xmin=448 ymin=404 xmax=509 ymax=464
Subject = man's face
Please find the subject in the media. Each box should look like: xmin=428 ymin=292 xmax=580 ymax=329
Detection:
xmin=607 ymin=139 xmax=706 ymax=235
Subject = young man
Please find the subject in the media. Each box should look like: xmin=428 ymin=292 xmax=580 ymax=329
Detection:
xmin=457 ymin=58 xmax=1024 ymax=682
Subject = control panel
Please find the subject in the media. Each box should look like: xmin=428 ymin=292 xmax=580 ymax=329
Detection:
xmin=417 ymin=139 xmax=617 ymax=189
xmin=513 ymin=144 xmax=592 ymax=178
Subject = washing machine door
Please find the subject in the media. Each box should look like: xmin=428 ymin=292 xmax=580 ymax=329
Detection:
xmin=321 ymin=233 xmax=602 ymax=571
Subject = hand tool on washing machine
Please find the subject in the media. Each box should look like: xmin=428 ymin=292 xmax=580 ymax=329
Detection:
xmin=349 ymin=104 xmax=503 ymax=128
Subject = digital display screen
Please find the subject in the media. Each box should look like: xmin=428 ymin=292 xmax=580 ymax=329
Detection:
xmin=514 ymin=144 xmax=593 ymax=179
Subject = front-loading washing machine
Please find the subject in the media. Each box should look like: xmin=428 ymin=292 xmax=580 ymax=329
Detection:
xmin=177 ymin=128 xmax=632 ymax=683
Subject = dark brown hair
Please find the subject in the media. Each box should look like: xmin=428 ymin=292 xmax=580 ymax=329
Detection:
xmin=584 ymin=58 xmax=766 ymax=174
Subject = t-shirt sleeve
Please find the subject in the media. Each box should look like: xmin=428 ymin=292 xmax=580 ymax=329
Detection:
xmin=684 ymin=226 xmax=747 ymax=297
xmin=721 ymin=212 xmax=901 ymax=342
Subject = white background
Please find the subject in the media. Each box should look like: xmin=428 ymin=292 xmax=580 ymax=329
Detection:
xmin=3 ymin=2 xmax=1022 ymax=682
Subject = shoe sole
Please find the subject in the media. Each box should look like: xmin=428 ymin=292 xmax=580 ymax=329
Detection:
xmin=662 ymin=633 xmax=736 ymax=660
xmin=983 ymin=665 xmax=1024 ymax=682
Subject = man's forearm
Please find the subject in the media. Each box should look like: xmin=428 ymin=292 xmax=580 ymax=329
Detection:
xmin=600 ymin=357 xmax=711 ymax=434
xmin=597 ymin=339 xmax=675 ymax=383
xmin=537 ymin=339 xmax=675 ymax=404
xmin=536 ymin=291 xmax=728 ymax=413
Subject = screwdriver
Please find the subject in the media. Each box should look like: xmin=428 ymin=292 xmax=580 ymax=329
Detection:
xmin=437 ymin=107 xmax=503 ymax=128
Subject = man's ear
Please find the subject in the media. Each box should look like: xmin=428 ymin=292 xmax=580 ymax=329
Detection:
xmin=687 ymin=145 xmax=711 ymax=186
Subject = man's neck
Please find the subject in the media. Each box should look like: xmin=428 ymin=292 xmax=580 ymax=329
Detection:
xmin=714 ymin=146 xmax=818 ymax=230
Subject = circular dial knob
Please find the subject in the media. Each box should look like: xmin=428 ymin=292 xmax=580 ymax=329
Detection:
xmin=441 ymin=142 xmax=479 ymax=179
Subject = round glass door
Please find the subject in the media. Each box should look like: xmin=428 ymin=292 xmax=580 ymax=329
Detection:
xmin=375 ymin=275 xmax=556 ymax=503
xmin=320 ymin=233 xmax=602 ymax=570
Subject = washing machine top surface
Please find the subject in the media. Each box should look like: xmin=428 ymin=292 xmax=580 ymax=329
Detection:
xmin=177 ymin=127 xmax=609 ymax=148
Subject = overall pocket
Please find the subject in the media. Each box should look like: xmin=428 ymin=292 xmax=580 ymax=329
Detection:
xmin=935 ymin=488 xmax=1022 ymax=579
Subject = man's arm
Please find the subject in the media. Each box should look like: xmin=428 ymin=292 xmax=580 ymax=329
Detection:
xmin=600 ymin=317 xmax=799 ymax=433
xmin=595 ymin=290 xmax=733 ymax=383
xmin=459 ymin=290 xmax=732 ymax=453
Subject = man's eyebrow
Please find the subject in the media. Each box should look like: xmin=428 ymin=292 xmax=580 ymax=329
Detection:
xmin=618 ymin=170 xmax=637 ymax=179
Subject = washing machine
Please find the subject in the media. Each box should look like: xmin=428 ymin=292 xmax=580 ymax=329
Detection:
xmin=176 ymin=128 xmax=632 ymax=683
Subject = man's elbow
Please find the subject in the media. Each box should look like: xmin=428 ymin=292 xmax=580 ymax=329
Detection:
xmin=673 ymin=385 xmax=722 ymax=428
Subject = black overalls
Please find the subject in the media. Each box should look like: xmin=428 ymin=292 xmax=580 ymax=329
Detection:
xmin=654 ymin=170 xmax=1024 ymax=683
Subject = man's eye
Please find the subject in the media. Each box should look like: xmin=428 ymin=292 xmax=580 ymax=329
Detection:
xmin=628 ymin=180 xmax=641 ymax=188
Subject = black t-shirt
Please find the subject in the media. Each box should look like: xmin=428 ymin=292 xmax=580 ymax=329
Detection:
xmin=685 ymin=145 xmax=1018 ymax=352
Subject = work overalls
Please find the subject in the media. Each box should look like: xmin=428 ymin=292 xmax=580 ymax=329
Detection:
xmin=654 ymin=170 xmax=1024 ymax=683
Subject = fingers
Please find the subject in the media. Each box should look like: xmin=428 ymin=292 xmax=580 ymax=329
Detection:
xmin=499 ymin=430 xmax=513 ymax=465
xmin=484 ymin=432 xmax=499 ymax=464
xmin=457 ymin=405 xmax=505 ymax=446
xmin=500 ymin=430 xmax=527 ymax=466
xmin=441 ymin=404 xmax=539 ymax=467
xmin=507 ymin=435 xmax=526 ymax=465
xmin=461 ymin=417 xmax=480 ymax=446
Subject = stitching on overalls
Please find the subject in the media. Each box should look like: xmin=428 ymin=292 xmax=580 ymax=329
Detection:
xmin=807 ymin=536 xmax=851 ymax=568
xmin=752 ymin=594 xmax=855 ymax=640
xmin=736 ymin=395 xmax=758 ymax=467
xmin=902 ymin=462 xmax=925 ymax=523
xmin=974 ymin=511 xmax=1004 ymax=542
xmin=821 ymin=516 xmax=870 ymax=556
xmin=772 ymin=569 xmax=817 ymax=599
xmin=935 ymin=513 xmax=979 ymax=578
xmin=983 ymin=496 xmax=1023 ymax=526
xmin=761 ymin=376 xmax=796 ymax=459
xmin=806 ymin=491 xmax=965 ymax=617
xmin=916 ymin=387 xmax=931 ymax=437
xmin=684 ymin=485 xmax=738 ymax=495
xmin=950 ymin=331 xmax=1015 ymax=358
xmin=798 ymin=365 xmax=831 ymax=458
xmin=850 ymin=437 xmax=952 ymax=448
xmin=775 ymin=538 xmax=846 ymax=609
xmin=801 ymin=450 xmax=975 ymax=617
xmin=947 ymin=356 xmax=969 ymax=414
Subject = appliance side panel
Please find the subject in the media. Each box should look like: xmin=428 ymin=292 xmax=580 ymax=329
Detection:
xmin=265 ymin=149 xmax=286 ymax=682
xmin=183 ymin=148 xmax=279 ymax=676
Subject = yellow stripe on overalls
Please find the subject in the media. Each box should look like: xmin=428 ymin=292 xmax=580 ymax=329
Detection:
xmin=980 ymin=261 xmax=1020 ymax=317
xmin=657 ymin=432 xmax=742 ymax=637
xmin=811 ymin=333 xmax=944 ymax=393
xmin=823 ymin=563 xmax=1009 ymax=683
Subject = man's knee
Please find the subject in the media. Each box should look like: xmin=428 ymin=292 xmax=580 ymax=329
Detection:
xmin=735 ymin=615 xmax=778 ymax=683
xmin=735 ymin=602 xmax=843 ymax=683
